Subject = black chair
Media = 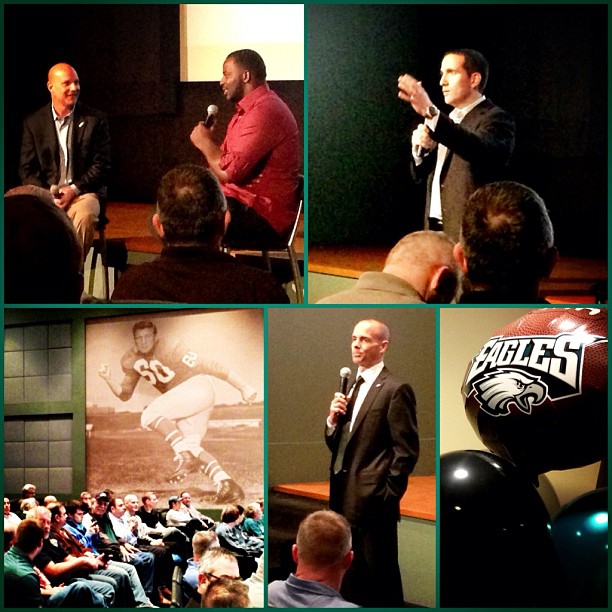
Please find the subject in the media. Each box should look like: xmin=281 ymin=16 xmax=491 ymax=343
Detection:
xmin=170 ymin=564 xmax=185 ymax=608
xmin=223 ymin=175 xmax=304 ymax=303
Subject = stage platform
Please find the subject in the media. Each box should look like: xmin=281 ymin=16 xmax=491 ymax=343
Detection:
xmin=308 ymin=245 xmax=607 ymax=304
xmin=269 ymin=476 xmax=436 ymax=607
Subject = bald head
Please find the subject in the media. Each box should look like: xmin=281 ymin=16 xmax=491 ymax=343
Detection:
xmin=47 ymin=63 xmax=80 ymax=116
xmin=383 ymin=230 xmax=460 ymax=303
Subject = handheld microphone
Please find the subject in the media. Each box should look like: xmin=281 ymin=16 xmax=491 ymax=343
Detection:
xmin=339 ymin=367 xmax=352 ymax=396
xmin=203 ymin=104 xmax=218 ymax=128
xmin=50 ymin=185 xmax=60 ymax=198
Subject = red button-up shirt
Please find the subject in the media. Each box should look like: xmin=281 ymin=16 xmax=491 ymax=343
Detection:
xmin=220 ymin=84 xmax=300 ymax=235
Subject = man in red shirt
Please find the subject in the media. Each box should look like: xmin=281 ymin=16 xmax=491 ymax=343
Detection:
xmin=190 ymin=49 xmax=300 ymax=245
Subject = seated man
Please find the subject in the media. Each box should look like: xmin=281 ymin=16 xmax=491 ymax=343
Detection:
xmin=18 ymin=62 xmax=111 ymax=259
xmin=318 ymin=230 xmax=460 ymax=304
xmin=4 ymin=496 xmax=22 ymax=530
xmin=4 ymin=186 xmax=83 ymax=304
xmin=190 ymin=49 xmax=300 ymax=246
xmin=454 ymin=181 xmax=558 ymax=303
xmin=89 ymin=492 xmax=156 ymax=600
xmin=268 ymin=510 xmax=359 ymax=608
xmin=179 ymin=491 xmax=215 ymax=530
xmin=27 ymin=506 xmax=116 ymax=607
xmin=136 ymin=491 xmax=188 ymax=544
xmin=4 ymin=519 xmax=105 ymax=608
xmin=111 ymin=164 xmax=289 ymax=303
xmin=215 ymin=505 xmax=263 ymax=558
xmin=183 ymin=530 xmax=220 ymax=596
xmin=201 ymin=576 xmax=251 ymax=608
xmin=63 ymin=499 xmax=156 ymax=607
xmin=186 ymin=547 xmax=241 ymax=607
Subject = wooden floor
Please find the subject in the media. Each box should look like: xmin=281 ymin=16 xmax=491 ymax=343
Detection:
xmin=273 ymin=475 xmax=436 ymax=522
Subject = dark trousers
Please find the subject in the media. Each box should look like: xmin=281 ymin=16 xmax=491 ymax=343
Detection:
xmin=341 ymin=519 xmax=404 ymax=608
xmin=224 ymin=197 xmax=281 ymax=247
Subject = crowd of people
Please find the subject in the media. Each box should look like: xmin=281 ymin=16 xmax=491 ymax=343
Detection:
xmin=4 ymin=483 xmax=264 ymax=608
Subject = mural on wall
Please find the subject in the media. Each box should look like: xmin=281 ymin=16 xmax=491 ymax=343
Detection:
xmin=85 ymin=309 xmax=263 ymax=508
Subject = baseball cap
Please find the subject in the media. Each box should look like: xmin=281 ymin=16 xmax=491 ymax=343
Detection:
xmin=95 ymin=492 xmax=110 ymax=502
xmin=168 ymin=495 xmax=179 ymax=507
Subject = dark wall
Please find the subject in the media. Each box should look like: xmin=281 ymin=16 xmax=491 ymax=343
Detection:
xmin=4 ymin=5 xmax=304 ymax=203
xmin=308 ymin=4 xmax=607 ymax=259
xmin=268 ymin=308 xmax=436 ymax=486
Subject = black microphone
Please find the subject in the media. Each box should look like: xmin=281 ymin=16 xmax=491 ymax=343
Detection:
xmin=50 ymin=184 xmax=60 ymax=198
xmin=203 ymin=104 xmax=218 ymax=128
xmin=339 ymin=367 xmax=352 ymax=396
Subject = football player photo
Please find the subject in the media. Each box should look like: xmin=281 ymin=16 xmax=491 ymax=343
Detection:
xmin=85 ymin=309 xmax=263 ymax=507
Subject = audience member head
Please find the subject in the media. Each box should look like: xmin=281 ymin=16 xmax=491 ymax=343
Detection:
xmin=5 ymin=188 xmax=83 ymax=303
xmin=92 ymin=492 xmax=110 ymax=516
xmin=244 ymin=502 xmax=262 ymax=520
xmin=455 ymin=181 xmax=558 ymax=300
xmin=47 ymin=503 xmax=68 ymax=531
xmin=65 ymin=499 xmax=86 ymax=524
xmin=124 ymin=494 xmax=140 ymax=515
xmin=43 ymin=495 xmax=58 ymax=507
xmin=168 ymin=495 xmax=181 ymax=510
xmin=220 ymin=504 xmax=241 ymax=525
xmin=4 ymin=525 xmax=17 ymax=552
xmin=383 ymin=230 xmax=461 ymax=303
xmin=20 ymin=498 xmax=38 ymax=514
xmin=80 ymin=491 xmax=93 ymax=511
xmin=222 ymin=49 xmax=267 ymax=103
xmin=197 ymin=548 xmax=240 ymax=596
xmin=200 ymin=576 xmax=250 ymax=608
xmin=180 ymin=491 xmax=193 ymax=508
xmin=14 ymin=519 xmax=45 ymax=558
xmin=153 ymin=165 xmax=229 ymax=248
xmin=192 ymin=530 xmax=220 ymax=561
xmin=292 ymin=510 xmax=354 ymax=591
xmin=21 ymin=483 xmax=37 ymax=499
xmin=26 ymin=505 xmax=52 ymax=539
xmin=142 ymin=492 xmax=159 ymax=511
xmin=4 ymin=497 xmax=11 ymax=516
xmin=109 ymin=497 xmax=126 ymax=518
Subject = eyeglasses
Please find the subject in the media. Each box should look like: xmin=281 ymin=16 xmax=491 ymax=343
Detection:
xmin=205 ymin=573 xmax=241 ymax=582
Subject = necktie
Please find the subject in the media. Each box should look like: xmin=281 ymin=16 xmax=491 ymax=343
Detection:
xmin=333 ymin=376 xmax=365 ymax=474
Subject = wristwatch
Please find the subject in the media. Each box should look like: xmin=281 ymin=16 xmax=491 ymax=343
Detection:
xmin=425 ymin=105 xmax=439 ymax=120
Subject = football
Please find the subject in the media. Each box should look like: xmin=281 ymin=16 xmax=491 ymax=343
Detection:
xmin=462 ymin=308 xmax=608 ymax=475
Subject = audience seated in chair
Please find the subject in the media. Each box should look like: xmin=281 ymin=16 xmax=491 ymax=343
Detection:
xmin=4 ymin=185 xmax=83 ymax=304
xmin=4 ymin=497 xmax=22 ymax=531
xmin=454 ymin=181 xmax=558 ymax=303
xmin=4 ymin=519 xmax=106 ymax=608
xmin=241 ymin=502 xmax=264 ymax=539
xmin=111 ymin=164 xmax=289 ymax=304
xmin=184 ymin=547 xmax=241 ymax=607
xmin=268 ymin=510 xmax=359 ymax=608
xmin=317 ymin=230 xmax=461 ymax=304
xmin=183 ymin=530 xmax=220 ymax=597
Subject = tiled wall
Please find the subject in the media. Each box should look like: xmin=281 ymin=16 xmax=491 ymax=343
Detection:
xmin=4 ymin=323 xmax=74 ymax=494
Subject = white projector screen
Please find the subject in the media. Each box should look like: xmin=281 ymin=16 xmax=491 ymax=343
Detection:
xmin=180 ymin=4 xmax=304 ymax=82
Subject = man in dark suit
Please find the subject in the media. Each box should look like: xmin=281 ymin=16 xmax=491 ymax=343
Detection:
xmin=398 ymin=49 xmax=515 ymax=241
xmin=325 ymin=319 xmax=419 ymax=607
xmin=19 ymin=63 xmax=111 ymax=258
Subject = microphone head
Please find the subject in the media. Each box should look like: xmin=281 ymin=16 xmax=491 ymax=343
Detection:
xmin=340 ymin=367 xmax=352 ymax=379
xmin=207 ymin=104 xmax=219 ymax=116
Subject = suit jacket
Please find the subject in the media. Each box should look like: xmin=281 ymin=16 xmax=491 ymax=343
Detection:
xmin=411 ymin=98 xmax=515 ymax=241
xmin=317 ymin=272 xmax=425 ymax=304
xmin=19 ymin=102 xmax=111 ymax=199
xmin=325 ymin=366 xmax=419 ymax=527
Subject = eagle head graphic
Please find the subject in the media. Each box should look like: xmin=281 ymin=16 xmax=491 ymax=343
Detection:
xmin=472 ymin=370 xmax=548 ymax=417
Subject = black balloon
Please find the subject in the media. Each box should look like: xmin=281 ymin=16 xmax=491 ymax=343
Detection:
xmin=550 ymin=487 xmax=608 ymax=607
xmin=440 ymin=450 xmax=567 ymax=607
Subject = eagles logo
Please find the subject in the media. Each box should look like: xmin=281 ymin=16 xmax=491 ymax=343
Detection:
xmin=471 ymin=369 xmax=548 ymax=417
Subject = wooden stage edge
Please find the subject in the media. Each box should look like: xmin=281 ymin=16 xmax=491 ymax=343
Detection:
xmin=308 ymin=245 xmax=608 ymax=302
xmin=273 ymin=475 xmax=436 ymax=522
